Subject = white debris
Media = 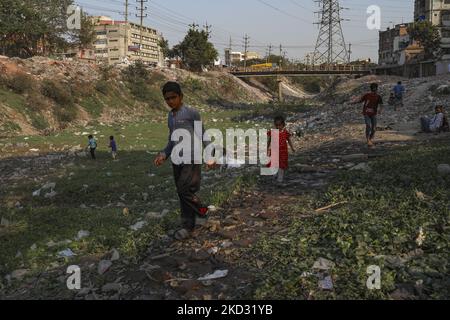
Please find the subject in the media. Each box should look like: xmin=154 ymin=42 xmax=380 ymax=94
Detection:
xmin=32 ymin=189 xmax=41 ymax=197
xmin=416 ymin=227 xmax=426 ymax=247
xmin=198 ymin=269 xmax=229 ymax=281
xmin=58 ymin=249 xmax=76 ymax=258
xmin=130 ymin=221 xmax=147 ymax=231
xmin=76 ymin=230 xmax=90 ymax=240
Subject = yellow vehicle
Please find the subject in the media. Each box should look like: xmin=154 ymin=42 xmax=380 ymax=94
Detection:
xmin=250 ymin=63 xmax=277 ymax=71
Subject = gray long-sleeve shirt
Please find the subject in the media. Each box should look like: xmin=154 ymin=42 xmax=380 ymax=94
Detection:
xmin=162 ymin=104 xmax=210 ymax=163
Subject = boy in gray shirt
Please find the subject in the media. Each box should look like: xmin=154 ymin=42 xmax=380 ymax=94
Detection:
xmin=154 ymin=82 xmax=215 ymax=240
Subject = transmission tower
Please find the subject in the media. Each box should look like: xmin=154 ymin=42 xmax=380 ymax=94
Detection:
xmin=312 ymin=0 xmax=349 ymax=67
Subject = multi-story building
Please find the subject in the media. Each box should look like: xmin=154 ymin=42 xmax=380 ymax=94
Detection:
xmin=92 ymin=16 xmax=163 ymax=66
xmin=415 ymin=0 xmax=450 ymax=70
xmin=224 ymin=50 xmax=261 ymax=66
xmin=378 ymin=23 xmax=423 ymax=66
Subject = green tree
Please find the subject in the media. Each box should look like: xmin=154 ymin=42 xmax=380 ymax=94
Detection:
xmin=0 ymin=0 xmax=74 ymax=57
xmin=69 ymin=12 xmax=96 ymax=50
xmin=158 ymin=37 xmax=174 ymax=59
xmin=409 ymin=21 xmax=442 ymax=60
xmin=173 ymin=27 xmax=218 ymax=71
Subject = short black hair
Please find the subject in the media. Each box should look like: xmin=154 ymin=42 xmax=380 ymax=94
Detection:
xmin=398 ymin=81 xmax=402 ymax=85
xmin=110 ymin=136 xmax=114 ymax=140
xmin=88 ymin=135 xmax=93 ymax=139
xmin=162 ymin=81 xmax=182 ymax=96
xmin=370 ymin=83 xmax=378 ymax=91
xmin=274 ymin=115 xmax=286 ymax=124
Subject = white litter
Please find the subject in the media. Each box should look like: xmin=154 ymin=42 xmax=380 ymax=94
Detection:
xmin=58 ymin=249 xmax=76 ymax=258
xmin=198 ymin=270 xmax=229 ymax=281
xmin=76 ymin=230 xmax=90 ymax=240
xmin=130 ymin=221 xmax=147 ymax=231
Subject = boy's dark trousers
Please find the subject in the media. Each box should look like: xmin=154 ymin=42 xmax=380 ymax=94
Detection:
xmin=90 ymin=148 xmax=96 ymax=160
xmin=172 ymin=164 xmax=202 ymax=230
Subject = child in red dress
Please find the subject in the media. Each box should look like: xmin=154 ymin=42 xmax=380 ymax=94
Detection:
xmin=267 ymin=116 xmax=295 ymax=183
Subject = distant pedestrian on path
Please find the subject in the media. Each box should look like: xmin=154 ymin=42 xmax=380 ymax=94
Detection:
xmin=352 ymin=83 xmax=384 ymax=148
xmin=109 ymin=136 xmax=118 ymax=160
xmin=87 ymin=135 xmax=97 ymax=160
xmin=393 ymin=81 xmax=405 ymax=111
xmin=267 ymin=115 xmax=295 ymax=184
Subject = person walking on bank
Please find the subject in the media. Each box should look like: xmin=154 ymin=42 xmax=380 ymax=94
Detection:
xmin=153 ymin=82 xmax=216 ymax=241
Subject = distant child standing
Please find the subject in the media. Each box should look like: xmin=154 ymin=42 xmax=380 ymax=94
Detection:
xmin=267 ymin=116 xmax=295 ymax=183
xmin=109 ymin=136 xmax=118 ymax=160
xmin=87 ymin=135 xmax=97 ymax=160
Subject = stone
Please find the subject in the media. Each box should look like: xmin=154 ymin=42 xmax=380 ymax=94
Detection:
xmin=102 ymin=283 xmax=122 ymax=293
xmin=42 ymin=182 xmax=56 ymax=190
xmin=98 ymin=260 xmax=113 ymax=275
xmin=1 ymin=217 xmax=11 ymax=227
xmin=350 ymin=162 xmax=371 ymax=173
xmin=11 ymin=269 xmax=30 ymax=280
xmin=110 ymin=249 xmax=120 ymax=261
xmin=341 ymin=154 xmax=369 ymax=162
xmin=44 ymin=191 xmax=57 ymax=199
xmin=437 ymin=164 xmax=450 ymax=176
xmin=312 ymin=258 xmax=336 ymax=271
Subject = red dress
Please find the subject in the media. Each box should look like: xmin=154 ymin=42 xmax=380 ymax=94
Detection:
xmin=267 ymin=129 xmax=291 ymax=170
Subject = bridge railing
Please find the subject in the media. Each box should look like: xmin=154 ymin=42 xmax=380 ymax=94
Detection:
xmin=230 ymin=64 xmax=370 ymax=73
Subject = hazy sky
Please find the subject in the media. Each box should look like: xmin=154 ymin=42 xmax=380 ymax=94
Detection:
xmin=75 ymin=0 xmax=414 ymax=62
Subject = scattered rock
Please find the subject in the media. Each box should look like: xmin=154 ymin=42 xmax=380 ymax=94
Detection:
xmin=1 ymin=217 xmax=11 ymax=227
xmin=349 ymin=162 xmax=371 ymax=173
xmin=102 ymin=283 xmax=122 ymax=293
xmin=312 ymin=258 xmax=336 ymax=271
xmin=340 ymin=154 xmax=369 ymax=162
xmin=11 ymin=269 xmax=30 ymax=280
xmin=42 ymin=182 xmax=56 ymax=190
xmin=98 ymin=260 xmax=113 ymax=275
xmin=437 ymin=164 xmax=450 ymax=176
xmin=110 ymin=249 xmax=120 ymax=262
xmin=44 ymin=191 xmax=57 ymax=199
